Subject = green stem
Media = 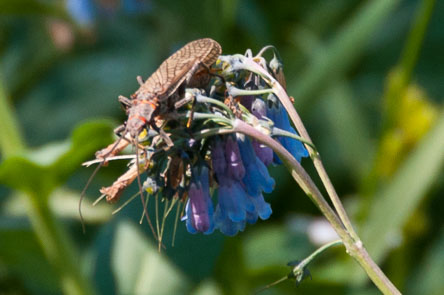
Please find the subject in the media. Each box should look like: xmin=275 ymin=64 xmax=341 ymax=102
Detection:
xmin=271 ymin=127 xmax=317 ymax=151
xmin=398 ymin=0 xmax=436 ymax=89
xmin=255 ymin=276 xmax=288 ymax=294
xmin=195 ymin=94 xmax=233 ymax=117
xmin=0 ymin=76 xmax=25 ymax=157
xmin=193 ymin=127 xmax=234 ymax=140
xmin=240 ymin=59 xmax=361 ymax=242
xmin=383 ymin=0 xmax=436 ymax=131
xmin=0 ymin=74 xmax=95 ymax=295
xmin=233 ymin=120 xmax=347 ymax=238
xmin=187 ymin=112 xmax=233 ymax=126
xmin=226 ymin=84 xmax=273 ymax=97
xmin=364 ymin=0 xmax=436 ymax=206
xmin=292 ymin=239 xmax=343 ymax=275
xmin=26 ymin=195 xmax=95 ymax=295
xmin=233 ymin=119 xmax=401 ymax=295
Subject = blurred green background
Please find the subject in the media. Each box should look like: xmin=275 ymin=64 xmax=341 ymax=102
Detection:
xmin=0 ymin=0 xmax=443 ymax=294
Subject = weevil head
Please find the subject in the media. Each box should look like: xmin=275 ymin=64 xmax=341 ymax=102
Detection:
xmin=127 ymin=103 xmax=155 ymax=138
xmin=127 ymin=117 xmax=146 ymax=138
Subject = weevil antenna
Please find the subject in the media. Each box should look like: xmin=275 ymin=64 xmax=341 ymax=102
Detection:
xmin=135 ymin=136 xmax=159 ymax=241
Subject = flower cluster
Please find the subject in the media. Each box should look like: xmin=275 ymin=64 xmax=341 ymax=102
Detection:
xmin=91 ymin=47 xmax=308 ymax=237
xmin=186 ymin=134 xmax=275 ymax=236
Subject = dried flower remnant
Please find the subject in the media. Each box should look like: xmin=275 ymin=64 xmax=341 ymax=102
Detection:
xmin=83 ymin=40 xmax=308 ymax=239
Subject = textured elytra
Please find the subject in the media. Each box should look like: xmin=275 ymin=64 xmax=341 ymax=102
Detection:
xmin=134 ymin=38 xmax=222 ymax=101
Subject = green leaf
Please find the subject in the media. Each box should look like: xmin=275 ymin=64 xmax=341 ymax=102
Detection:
xmin=0 ymin=0 xmax=68 ymax=19
xmin=192 ymin=279 xmax=223 ymax=295
xmin=112 ymin=220 xmax=191 ymax=295
xmin=3 ymin=189 xmax=112 ymax=223
xmin=51 ymin=119 xmax=114 ymax=183
xmin=352 ymin=109 xmax=444 ymax=282
xmin=0 ymin=76 xmax=25 ymax=157
xmin=322 ymin=81 xmax=373 ymax=178
xmin=0 ymin=120 xmax=114 ymax=198
xmin=0 ymin=156 xmax=54 ymax=197
xmin=0 ymin=217 xmax=61 ymax=294
xmin=407 ymin=228 xmax=444 ymax=295
xmin=290 ymin=0 xmax=401 ymax=110
xmin=243 ymin=224 xmax=311 ymax=271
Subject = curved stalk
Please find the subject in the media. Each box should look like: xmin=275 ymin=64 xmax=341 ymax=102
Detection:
xmin=237 ymin=59 xmax=360 ymax=241
xmin=232 ymin=119 xmax=401 ymax=295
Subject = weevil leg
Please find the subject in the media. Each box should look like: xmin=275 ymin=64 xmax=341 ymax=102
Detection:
xmin=159 ymin=128 xmax=174 ymax=148
xmin=95 ymin=125 xmax=130 ymax=160
xmin=134 ymin=136 xmax=159 ymax=241
xmin=118 ymin=95 xmax=132 ymax=112
xmin=118 ymin=95 xmax=131 ymax=106
xmin=136 ymin=75 xmax=144 ymax=86
xmin=174 ymin=94 xmax=193 ymax=109
xmin=80 ymin=127 xmax=129 ymax=233
xmin=150 ymin=122 xmax=174 ymax=149
xmin=185 ymin=62 xmax=203 ymax=85
xmin=114 ymin=124 xmax=126 ymax=136
xmin=186 ymin=97 xmax=197 ymax=128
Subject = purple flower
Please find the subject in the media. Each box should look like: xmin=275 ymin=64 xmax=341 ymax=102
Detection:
xmin=251 ymin=99 xmax=274 ymax=165
xmin=251 ymin=98 xmax=267 ymax=118
xmin=214 ymin=206 xmax=246 ymax=236
xmin=216 ymin=175 xmax=255 ymax=222
xmin=211 ymin=140 xmax=226 ymax=175
xmin=249 ymin=193 xmax=272 ymax=220
xmin=213 ymin=175 xmax=251 ymax=236
xmin=209 ymin=135 xmax=274 ymax=236
xmin=236 ymin=134 xmax=275 ymax=196
xmin=266 ymin=95 xmax=309 ymax=163
xmin=185 ymin=121 xmax=278 ymax=236
xmin=184 ymin=166 xmax=214 ymax=234
xmin=252 ymin=140 xmax=274 ymax=166
xmin=245 ymin=193 xmax=272 ymax=224
xmin=238 ymin=95 xmax=255 ymax=110
xmin=225 ymin=136 xmax=245 ymax=180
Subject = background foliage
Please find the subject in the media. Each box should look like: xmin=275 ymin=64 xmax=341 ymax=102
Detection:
xmin=0 ymin=0 xmax=443 ymax=294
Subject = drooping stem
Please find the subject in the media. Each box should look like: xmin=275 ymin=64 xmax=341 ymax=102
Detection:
xmin=233 ymin=60 xmax=360 ymax=241
xmin=232 ymin=119 xmax=401 ymax=295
